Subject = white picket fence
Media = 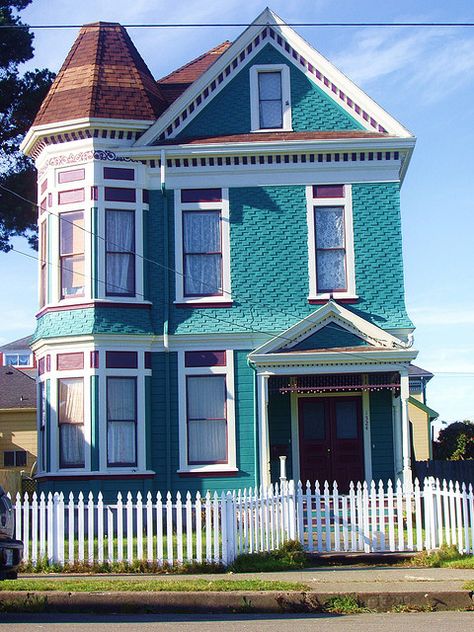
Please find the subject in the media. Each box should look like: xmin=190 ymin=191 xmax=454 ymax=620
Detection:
xmin=11 ymin=477 xmax=474 ymax=567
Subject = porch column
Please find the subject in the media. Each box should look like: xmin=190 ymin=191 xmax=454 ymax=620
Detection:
xmin=257 ymin=372 xmax=270 ymax=488
xmin=400 ymin=368 xmax=412 ymax=490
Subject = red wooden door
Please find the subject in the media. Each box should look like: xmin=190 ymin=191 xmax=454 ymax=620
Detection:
xmin=299 ymin=396 xmax=364 ymax=491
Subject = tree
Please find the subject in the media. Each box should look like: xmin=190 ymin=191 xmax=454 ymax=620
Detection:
xmin=0 ymin=1 xmax=55 ymax=252
xmin=433 ymin=420 xmax=474 ymax=461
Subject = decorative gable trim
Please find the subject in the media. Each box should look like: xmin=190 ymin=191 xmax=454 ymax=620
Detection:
xmin=136 ymin=8 xmax=412 ymax=147
xmin=250 ymin=300 xmax=409 ymax=358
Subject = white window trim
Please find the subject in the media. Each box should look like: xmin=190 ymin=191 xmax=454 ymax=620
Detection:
xmin=3 ymin=351 xmax=33 ymax=368
xmin=174 ymin=190 xmax=232 ymax=305
xmin=306 ymin=184 xmax=357 ymax=301
xmin=250 ymin=64 xmax=292 ymax=132
xmin=178 ymin=350 xmax=237 ymax=474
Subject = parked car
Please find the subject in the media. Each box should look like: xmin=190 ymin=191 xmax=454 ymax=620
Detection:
xmin=0 ymin=486 xmax=22 ymax=579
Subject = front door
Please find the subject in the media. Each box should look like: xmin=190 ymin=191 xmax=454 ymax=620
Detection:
xmin=298 ymin=396 xmax=364 ymax=490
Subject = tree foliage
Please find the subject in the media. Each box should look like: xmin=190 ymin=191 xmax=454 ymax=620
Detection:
xmin=433 ymin=420 xmax=474 ymax=461
xmin=0 ymin=1 xmax=55 ymax=251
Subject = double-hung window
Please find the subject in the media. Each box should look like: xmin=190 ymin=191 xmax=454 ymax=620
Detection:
xmin=176 ymin=189 xmax=231 ymax=304
xmin=308 ymin=185 xmax=356 ymax=300
xmin=107 ymin=377 xmax=137 ymax=467
xmin=39 ymin=381 xmax=46 ymax=471
xmin=58 ymin=377 xmax=84 ymax=468
xmin=250 ymin=65 xmax=291 ymax=132
xmin=59 ymin=211 xmax=85 ymax=298
xmin=40 ymin=219 xmax=47 ymax=307
xmin=105 ymin=209 xmax=135 ymax=296
xmin=179 ymin=350 xmax=236 ymax=473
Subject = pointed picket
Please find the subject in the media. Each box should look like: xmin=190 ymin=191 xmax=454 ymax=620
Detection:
xmin=405 ymin=482 xmax=414 ymax=552
xmin=387 ymin=480 xmax=395 ymax=552
xmin=22 ymin=493 xmax=30 ymax=562
xmin=77 ymin=492 xmax=84 ymax=562
xmin=305 ymin=481 xmax=313 ymax=552
xmin=39 ymin=492 xmax=46 ymax=561
xmin=31 ymin=492 xmax=38 ymax=565
xmin=416 ymin=479 xmax=424 ymax=552
xmin=185 ymin=491 xmax=193 ymax=562
xmin=176 ymin=491 xmax=183 ymax=564
xmin=362 ymin=482 xmax=370 ymax=553
xmin=324 ymin=481 xmax=331 ymax=552
xmin=442 ymin=479 xmax=451 ymax=546
xmin=448 ymin=480 xmax=456 ymax=546
xmin=97 ymin=492 xmax=104 ymax=564
xmin=68 ymin=492 xmax=75 ymax=565
xmin=435 ymin=478 xmax=443 ymax=548
xmin=107 ymin=505 xmax=114 ymax=563
xmin=205 ymin=491 xmax=212 ymax=562
xmin=333 ymin=482 xmax=340 ymax=552
xmin=349 ymin=482 xmax=357 ymax=551
xmin=136 ymin=492 xmax=143 ymax=561
xmin=146 ymin=492 xmax=153 ymax=563
xmin=455 ymin=481 xmax=463 ymax=553
xmin=88 ymin=492 xmax=95 ymax=564
xmin=213 ymin=491 xmax=220 ymax=561
xmin=166 ymin=491 xmax=173 ymax=565
xmin=116 ymin=492 xmax=123 ymax=563
xmin=195 ymin=491 xmax=202 ymax=563
xmin=156 ymin=491 xmax=163 ymax=565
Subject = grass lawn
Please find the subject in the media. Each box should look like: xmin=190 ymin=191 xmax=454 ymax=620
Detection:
xmin=0 ymin=578 xmax=307 ymax=592
xmin=408 ymin=546 xmax=474 ymax=569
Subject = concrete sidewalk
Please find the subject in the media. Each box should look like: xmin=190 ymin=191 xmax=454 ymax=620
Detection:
xmin=3 ymin=566 xmax=472 ymax=614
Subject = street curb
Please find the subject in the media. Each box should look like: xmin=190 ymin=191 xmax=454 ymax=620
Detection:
xmin=0 ymin=590 xmax=473 ymax=613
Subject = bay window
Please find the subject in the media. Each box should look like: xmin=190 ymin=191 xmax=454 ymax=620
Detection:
xmin=58 ymin=377 xmax=84 ymax=468
xmin=40 ymin=219 xmax=47 ymax=307
xmin=107 ymin=377 xmax=137 ymax=466
xmin=105 ymin=209 xmax=135 ymax=296
xmin=59 ymin=211 xmax=85 ymax=298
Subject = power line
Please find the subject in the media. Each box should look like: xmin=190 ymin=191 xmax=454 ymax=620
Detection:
xmin=2 ymin=22 xmax=474 ymax=29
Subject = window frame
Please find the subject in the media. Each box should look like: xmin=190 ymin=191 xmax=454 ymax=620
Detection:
xmin=306 ymin=184 xmax=357 ymax=301
xmin=39 ymin=218 xmax=47 ymax=308
xmin=178 ymin=350 xmax=237 ymax=474
xmin=4 ymin=352 xmax=33 ymax=367
xmin=182 ymin=209 xmax=223 ymax=298
xmin=105 ymin=208 xmax=136 ymax=297
xmin=106 ymin=376 xmax=138 ymax=467
xmin=250 ymin=64 xmax=292 ymax=132
xmin=59 ymin=209 xmax=85 ymax=300
xmin=174 ymin=189 xmax=232 ymax=305
xmin=57 ymin=376 xmax=85 ymax=469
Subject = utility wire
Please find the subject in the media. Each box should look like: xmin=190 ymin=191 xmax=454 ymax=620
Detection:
xmin=2 ymin=22 xmax=474 ymax=29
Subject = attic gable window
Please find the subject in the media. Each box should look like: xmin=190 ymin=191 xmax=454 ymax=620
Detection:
xmin=250 ymin=64 xmax=292 ymax=132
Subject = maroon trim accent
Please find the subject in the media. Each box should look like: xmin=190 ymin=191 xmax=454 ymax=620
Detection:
xmin=104 ymin=187 xmax=136 ymax=202
xmin=40 ymin=179 xmax=48 ymax=194
xmin=40 ymin=198 xmax=47 ymax=215
xmin=175 ymin=302 xmax=233 ymax=309
xmin=90 ymin=350 xmax=99 ymax=369
xmin=308 ymin=298 xmax=358 ymax=305
xmin=48 ymin=193 xmax=52 ymax=207
xmin=181 ymin=188 xmax=222 ymax=203
xmin=57 ymin=352 xmax=84 ymax=371
xmin=38 ymin=357 xmax=45 ymax=375
xmin=36 ymin=301 xmax=152 ymax=318
xmin=46 ymin=355 xmax=51 ymax=372
xmin=91 ymin=186 xmax=98 ymax=201
xmin=178 ymin=470 xmax=238 ymax=478
xmin=106 ymin=351 xmax=138 ymax=369
xmin=35 ymin=473 xmax=154 ymax=481
xmin=313 ymin=184 xmax=345 ymax=198
xmin=58 ymin=188 xmax=85 ymax=205
xmin=103 ymin=167 xmax=134 ymax=181
xmin=58 ymin=168 xmax=85 ymax=184
xmin=185 ymin=350 xmax=226 ymax=368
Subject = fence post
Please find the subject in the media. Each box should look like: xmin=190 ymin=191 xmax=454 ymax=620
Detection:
xmin=52 ymin=492 xmax=60 ymax=564
xmin=224 ymin=490 xmax=236 ymax=564
xmin=296 ymin=481 xmax=304 ymax=545
xmin=220 ymin=491 xmax=227 ymax=565
xmin=288 ymin=480 xmax=296 ymax=541
xmin=22 ymin=492 xmax=30 ymax=563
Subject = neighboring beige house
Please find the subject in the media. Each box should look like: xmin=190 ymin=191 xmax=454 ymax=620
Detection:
xmin=0 ymin=365 xmax=37 ymax=495
xmin=409 ymin=365 xmax=438 ymax=461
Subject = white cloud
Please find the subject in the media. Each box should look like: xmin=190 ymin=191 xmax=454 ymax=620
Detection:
xmin=409 ymin=305 xmax=474 ymax=326
xmin=333 ymin=27 xmax=474 ymax=105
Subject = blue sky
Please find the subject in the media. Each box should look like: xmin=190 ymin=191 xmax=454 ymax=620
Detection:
xmin=1 ymin=0 xmax=473 ymax=426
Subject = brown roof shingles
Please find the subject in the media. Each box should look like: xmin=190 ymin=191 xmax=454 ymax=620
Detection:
xmin=33 ymin=23 xmax=168 ymax=126
xmin=159 ymin=130 xmax=390 ymax=145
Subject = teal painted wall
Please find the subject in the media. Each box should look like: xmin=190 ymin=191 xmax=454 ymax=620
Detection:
xmin=370 ymin=390 xmax=395 ymax=482
xmin=90 ymin=375 xmax=99 ymax=471
xmin=268 ymin=391 xmax=292 ymax=483
xmin=175 ymin=43 xmax=362 ymax=140
xmin=289 ymin=324 xmax=367 ymax=350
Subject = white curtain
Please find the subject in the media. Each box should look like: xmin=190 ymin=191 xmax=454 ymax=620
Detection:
xmin=187 ymin=376 xmax=227 ymax=463
xmin=107 ymin=378 xmax=136 ymax=465
xmin=315 ymin=207 xmax=346 ymax=291
xmin=59 ymin=378 xmax=84 ymax=467
xmin=106 ymin=210 xmax=135 ymax=294
xmin=183 ymin=211 xmax=221 ymax=295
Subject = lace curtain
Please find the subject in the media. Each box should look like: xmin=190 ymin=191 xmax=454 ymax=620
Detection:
xmin=58 ymin=378 xmax=84 ymax=467
xmin=106 ymin=210 xmax=135 ymax=295
xmin=107 ymin=378 xmax=136 ymax=465
xmin=315 ymin=207 xmax=347 ymax=291
xmin=183 ymin=211 xmax=222 ymax=295
xmin=187 ymin=376 xmax=227 ymax=463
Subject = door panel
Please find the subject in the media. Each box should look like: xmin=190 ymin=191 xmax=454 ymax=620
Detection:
xmin=299 ymin=396 xmax=364 ymax=491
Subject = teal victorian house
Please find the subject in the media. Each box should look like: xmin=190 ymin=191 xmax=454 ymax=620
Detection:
xmin=22 ymin=9 xmax=418 ymax=498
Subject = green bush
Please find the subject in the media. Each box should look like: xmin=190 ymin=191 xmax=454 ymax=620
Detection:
xmin=229 ymin=540 xmax=307 ymax=573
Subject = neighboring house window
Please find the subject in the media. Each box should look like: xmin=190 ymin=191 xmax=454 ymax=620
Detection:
xmin=4 ymin=353 xmax=32 ymax=367
xmin=107 ymin=377 xmax=137 ymax=467
xmin=178 ymin=350 xmax=236 ymax=473
xmin=175 ymin=189 xmax=231 ymax=304
xmin=3 ymin=451 xmax=27 ymax=467
xmin=250 ymin=65 xmax=291 ymax=131
xmin=105 ymin=209 xmax=135 ymax=296
xmin=59 ymin=211 xmax=85 ymax=298
xmin=58 ymin=377 xmax=84 ymax=468
xmin=307 ymin=185 xmax=356 ymax=300
xmin=40 ymin=219 xmax=47 ymax=307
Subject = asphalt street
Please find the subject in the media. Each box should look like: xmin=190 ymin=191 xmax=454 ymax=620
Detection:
xmin=0 ymin=612 xmax=472 ymax=631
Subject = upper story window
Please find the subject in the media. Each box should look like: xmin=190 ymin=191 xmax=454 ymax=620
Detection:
xmin=175 ymin=189 xmax=231 ymax=305
xmin=250 ymin=64 xmax=292 ymax=132
xmin=4 ymin=352 xmax=32 ymax=367
xmin=105 ymin=209 xmax=135 ymax=296
xmin=107 ymin=377 xmax=137 ymax=467
xmin=59 ymin=211 xmax=85 ymax=299
xmin=39 ymin=219 xmax=47 ymax=308
xmin=307 ymin=185 xmax=356 ymax=301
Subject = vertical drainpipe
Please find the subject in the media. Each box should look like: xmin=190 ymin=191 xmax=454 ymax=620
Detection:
xmin=161 ymin=149 xmax=171 ymax=490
